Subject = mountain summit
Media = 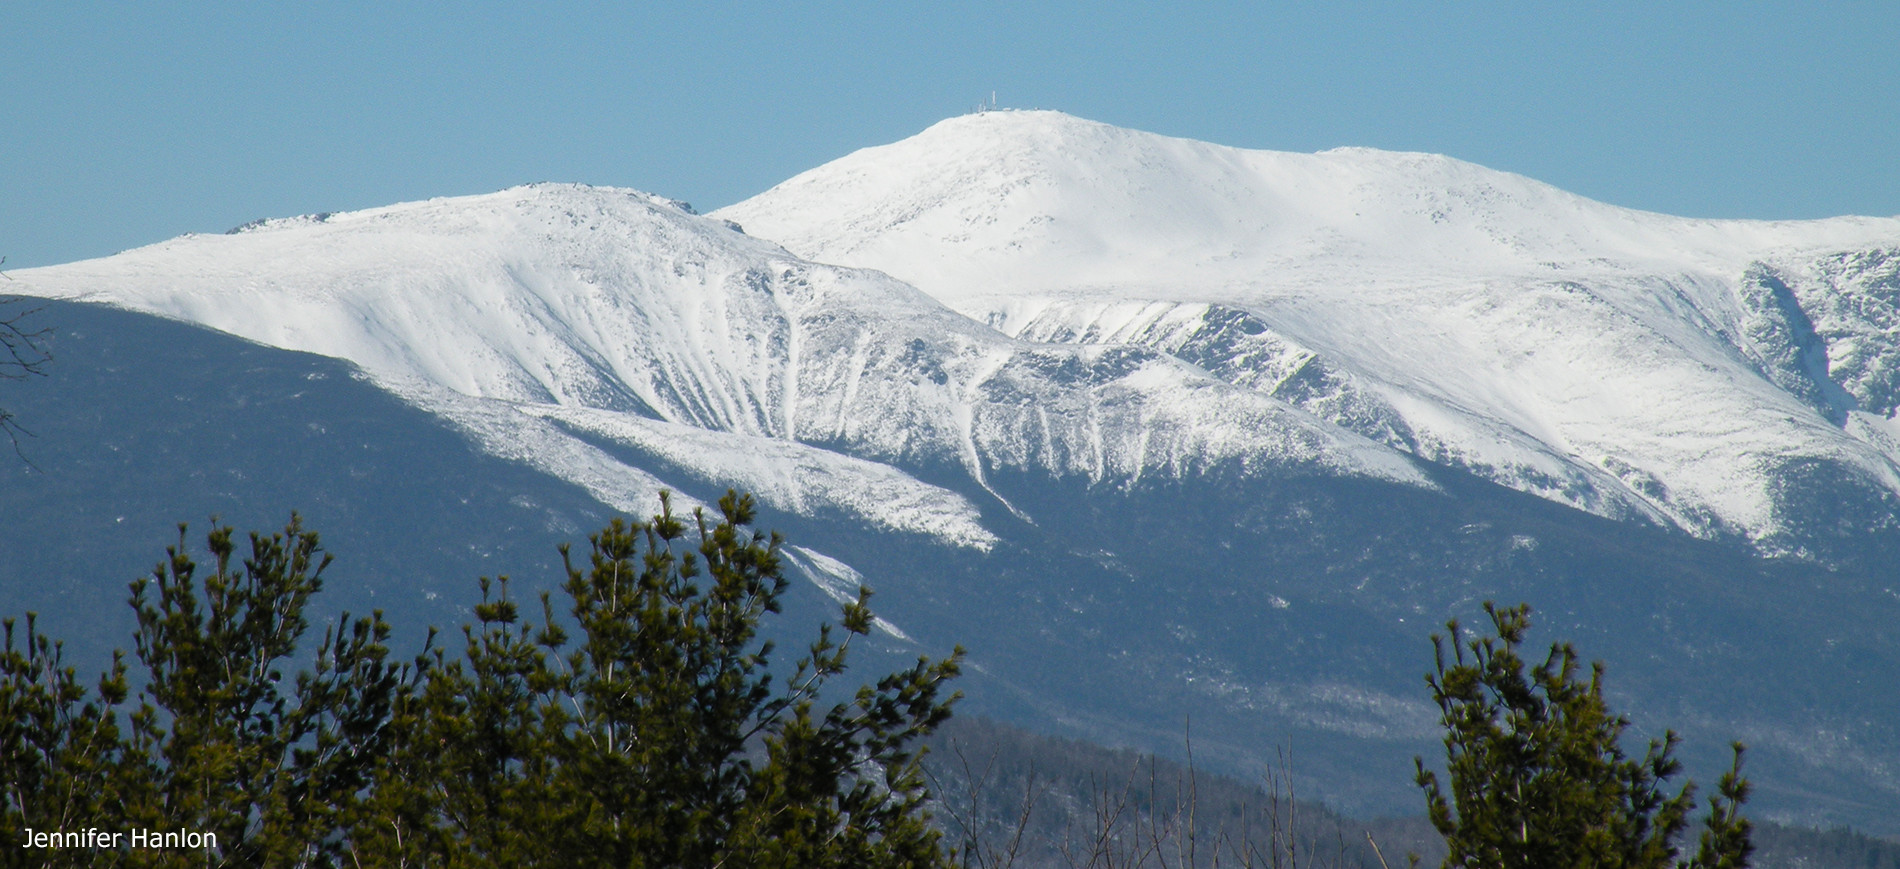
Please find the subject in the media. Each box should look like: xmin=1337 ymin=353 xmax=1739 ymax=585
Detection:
xmin=720 ymin=110 xmax=1900 ymax=300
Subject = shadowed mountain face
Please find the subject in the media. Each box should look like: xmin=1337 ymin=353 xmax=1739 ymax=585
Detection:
xmin=0 ymin=300 xmax=613 ymax=658
xmin=7 ymin=113 xmax=1900 ymax=831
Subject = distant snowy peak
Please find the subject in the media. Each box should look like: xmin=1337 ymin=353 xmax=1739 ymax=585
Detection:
xmin=717 ymin=110 xmax=1900 ymax=549
xmin=717 ymin=110 xmax=1900 ymax=309
xmin=13 ymin=182 xmax=1430 ymax=551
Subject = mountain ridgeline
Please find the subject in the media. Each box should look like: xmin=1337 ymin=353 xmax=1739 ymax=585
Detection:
xmin=6 ymin=111 xmax=1900 ymax=833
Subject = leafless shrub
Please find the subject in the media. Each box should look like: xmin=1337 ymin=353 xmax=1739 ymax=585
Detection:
xmin=0 ymin=265 xmax=55 ymax=457
xmin=928 ymin=718 xmax=1378 ymax=869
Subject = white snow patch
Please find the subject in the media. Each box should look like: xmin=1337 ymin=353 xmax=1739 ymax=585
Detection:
xmin=782 ymin=546 xmax=912 ymax=641
xmin=521 ymin=404 xmax=996 ymax=549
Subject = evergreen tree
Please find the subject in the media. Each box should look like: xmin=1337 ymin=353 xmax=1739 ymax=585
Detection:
xmin=1414 ymin=602 xmax=1752 ymax=869
xmin=2 ymin=517 xmax=420 ymax=868
xmin=0 ymin=613 xmax=136 ymax=865
xmin=351 ymin=490 xmax=962 ymax=868
xmin=6 ymin=494 xmax=958 ymax=867
xmin=118 ymin=518 xmax=419 ymax=867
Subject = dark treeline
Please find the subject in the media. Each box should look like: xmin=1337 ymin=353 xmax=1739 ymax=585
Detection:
xmin=924 ymin=716 xmax=1900 ymax=869
xmin=921 ymin=714 xmax=1435 ymax=868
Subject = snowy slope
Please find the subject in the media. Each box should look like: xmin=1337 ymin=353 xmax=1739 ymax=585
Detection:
xmin=12 ymin=183 xmax=1425 ymax=551
xmin=717 ymin=110 xmax=1900 ymax=547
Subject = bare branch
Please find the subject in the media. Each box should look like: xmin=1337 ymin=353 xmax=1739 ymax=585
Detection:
xmin=0 ymin=290 xmax=53 ymax=461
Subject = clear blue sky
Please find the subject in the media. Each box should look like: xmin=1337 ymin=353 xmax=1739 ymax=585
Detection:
xmin=5 ymin=2 xmax=1897 ymax=268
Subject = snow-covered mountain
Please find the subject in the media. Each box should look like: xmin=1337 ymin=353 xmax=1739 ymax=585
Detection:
xmin=719 ymin=110 xmax=1900 ymax=552
xmin=12 ymin=183 xmax=1422 ymax=552
xmin=10 ymin=113 xmax=1900 ymax=830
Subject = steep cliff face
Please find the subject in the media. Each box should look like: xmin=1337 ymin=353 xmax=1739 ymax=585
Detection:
xmin=1768 ymin=248 xmax=1900 ymax=417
